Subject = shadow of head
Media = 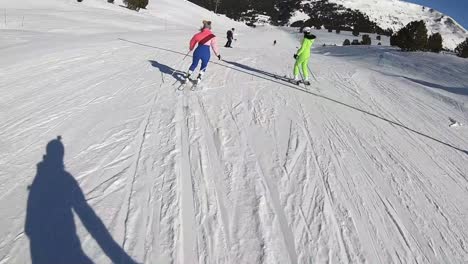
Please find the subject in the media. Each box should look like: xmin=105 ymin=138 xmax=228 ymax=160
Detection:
xmin=45 ymin=136 xmax=64 ymax=165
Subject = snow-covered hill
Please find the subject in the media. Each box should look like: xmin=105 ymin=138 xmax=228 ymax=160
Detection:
xmin=296 ymin=0 xmax=468 ymax=50
xmin=330 ymin=0 xmax=467 ymax=50
xmin=1 ymin=0 xmax=468 ymax=263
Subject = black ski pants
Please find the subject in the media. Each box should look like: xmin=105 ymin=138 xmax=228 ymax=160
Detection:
xmin=225 ymin=38 xmax=233 ymax=47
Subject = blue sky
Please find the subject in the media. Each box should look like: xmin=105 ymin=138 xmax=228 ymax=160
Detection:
xmin=406 ymin=0 xmax=468 ymax=29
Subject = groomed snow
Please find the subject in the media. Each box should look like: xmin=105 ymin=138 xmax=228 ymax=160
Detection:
xmin=1 ymin=0 xmax=468 ymax=263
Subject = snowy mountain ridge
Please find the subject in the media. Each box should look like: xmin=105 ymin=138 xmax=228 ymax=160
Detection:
xmin=294 ymin=0 xmax=468 ymax=49
xmin=330 ymin=0 xmax=467 ymax=49
xmin=186 ymin=0 xmax=466 ymax=49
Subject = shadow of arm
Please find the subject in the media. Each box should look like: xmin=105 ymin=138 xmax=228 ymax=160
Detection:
xmin=73 ymin=187 xmax=139 ymax=264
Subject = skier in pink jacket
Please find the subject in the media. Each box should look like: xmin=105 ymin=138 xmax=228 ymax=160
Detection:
xmin=184 ymin=20 xmax=221 ymax=84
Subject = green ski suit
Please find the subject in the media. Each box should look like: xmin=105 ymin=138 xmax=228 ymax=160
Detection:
xmin=294 ymin=34 xmax=316 ymax=80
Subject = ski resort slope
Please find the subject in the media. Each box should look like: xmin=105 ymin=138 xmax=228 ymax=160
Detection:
xmin=1 ymin=0 xmax=468 ymax=263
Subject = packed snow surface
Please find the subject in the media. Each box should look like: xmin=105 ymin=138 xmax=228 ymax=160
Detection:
xmin=1 ymin=0 xmax=468 ymax=263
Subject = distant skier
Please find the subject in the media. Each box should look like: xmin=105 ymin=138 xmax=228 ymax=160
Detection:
xmin=225 ymin=28 xmax=235 ymax=48
xmin=273 ymin=40 xmax=277 ymax=45
xmin=293 ymin=27 xmax=316 ymax=85
xmin=184 ymin=20 xmax=221 ymax=85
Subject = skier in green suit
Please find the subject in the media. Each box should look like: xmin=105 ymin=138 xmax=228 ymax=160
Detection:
xmin=293 ymin=27 xmax=316 ymax=85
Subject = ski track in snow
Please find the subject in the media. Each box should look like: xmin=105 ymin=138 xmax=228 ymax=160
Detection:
xmin=1 ymin=1 xmax=468 ymax=263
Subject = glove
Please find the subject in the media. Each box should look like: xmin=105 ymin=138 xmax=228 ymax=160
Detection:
xmin=217 ymin=54 xmax=221 ymax=60
xmin=293 ymin=54 xmax=298 ymax=59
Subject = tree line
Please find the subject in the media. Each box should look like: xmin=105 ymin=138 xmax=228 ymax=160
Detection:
xmin=189 ymin=0 xmax=391 ymax=34
xmin=390 ymin=20 xmax=467 ymax=58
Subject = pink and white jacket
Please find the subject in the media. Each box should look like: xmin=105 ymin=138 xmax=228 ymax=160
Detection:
xmin=189 ymin=29 xmax=220 ymax=56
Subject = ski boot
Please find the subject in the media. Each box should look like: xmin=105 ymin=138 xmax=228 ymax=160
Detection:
xmin=293 ymin=76 xmax=301 ymax=86
xmin=191 ymin=74 xmax=203 ymax=90
xmin=182 ymin=71 xmax=192 ymax=84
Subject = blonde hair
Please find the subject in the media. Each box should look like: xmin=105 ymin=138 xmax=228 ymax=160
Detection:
xmin=201 ymin=20 xmax=212 ymax=30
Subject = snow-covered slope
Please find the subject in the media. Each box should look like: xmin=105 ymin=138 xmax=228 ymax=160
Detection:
xmin=328 ymin=0 xmax=468 ymax=49
xmin=0 ymin=0 xmax=241 ymax=32
xmin=1 ymin=0 xmax=468 ymax=263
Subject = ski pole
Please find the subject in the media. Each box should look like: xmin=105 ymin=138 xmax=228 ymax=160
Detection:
xmin=298 ymin=70 xmax=307 ymax=88
xmin=307 ymin=65 xmax=318 ymax=82
xmin=170 ymin=50 xmax=191 ymax=78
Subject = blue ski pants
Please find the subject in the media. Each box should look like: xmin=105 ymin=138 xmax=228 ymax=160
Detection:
xmin=189 ymin=45 xmax=211 ymax=72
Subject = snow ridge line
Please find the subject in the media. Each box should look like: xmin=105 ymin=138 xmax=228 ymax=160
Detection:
xmin=231 ymin=96 xmax=299 ymax=264
xmin=252 ymin=160 xmax=298 ymax=264
xmin=141 ymin=102 xmax=171 ymax=263
xmin=121 ymin=82 xmax=160 ymax=257
xmin=292 ymin=96 xmax=351 ymax=262
xmin=142 ymin=107 xmax=175 ymax=262
xmin=321 ymin=116 xmax=384 ymax=264
xmin=176 ymin=92 xmax=198 ymax=264
xmin=194 ymin=94 xmax=232 ymax=249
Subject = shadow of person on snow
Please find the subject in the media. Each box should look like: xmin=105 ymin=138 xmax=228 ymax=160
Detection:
xmin=149 ymin=60 xmax=186 ymax=82
xmin=222 ymin=59 xmax=291 ymax=81
xmin=25 ymin=136 xmax=138 ymax=264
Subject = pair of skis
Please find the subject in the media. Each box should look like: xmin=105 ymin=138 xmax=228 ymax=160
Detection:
xmin=275 ymin=61 xmax=318 ymax=89
xmin=176 ymin=77 xmax=202 ymax=91
xmin=168 ymin=51 xmax=203 ymax=91
xmin=273 ymin=75 xmax=312 ymax=88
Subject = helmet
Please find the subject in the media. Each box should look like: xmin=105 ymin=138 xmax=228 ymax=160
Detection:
xmin=302 ymin=27 xmax=311 ymax=33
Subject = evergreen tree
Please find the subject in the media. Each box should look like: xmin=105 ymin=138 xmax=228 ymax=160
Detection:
xmin=455 ymin=38 xmax=468 ymax=58
xmin=188 ymin=0 xmax=389 ymax=33
xmin=361 ymin=34 xmax=371 ymax=45
xmin=343 ymin=39 xmax=351 ymax=46
xmin=290 ymin=21 xmax=304 ymax=27
xmin=273 ymin=0 xmax=301 ymax=25
xmin=390 ymin=34 xmax=399 ymax=46
xmin=352 ymin=27 xmax=359 ymax=36
xmin=124 ymin=0 xmax=148 ymax=10
xmin=394 ymin=20 xmax=428 ymax=51
xmin=426 ymin=33 xmax=443 ymax=53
